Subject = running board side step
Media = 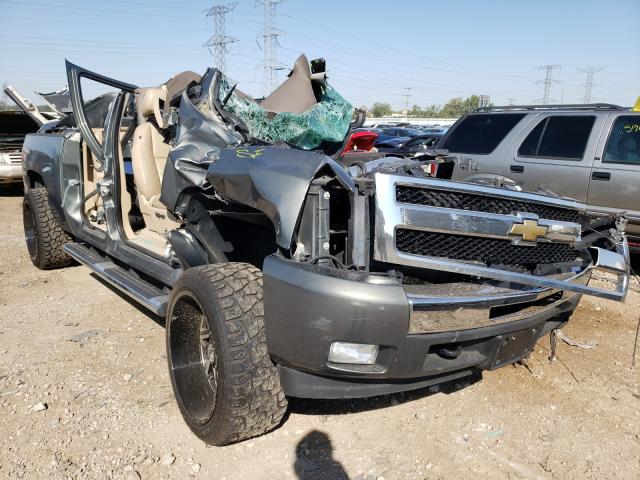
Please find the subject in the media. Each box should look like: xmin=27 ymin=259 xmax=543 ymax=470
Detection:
xmin=64 ymin=243 xmax=169 ymax=316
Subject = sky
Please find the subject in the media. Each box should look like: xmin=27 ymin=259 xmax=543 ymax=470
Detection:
xmin=1 ymin=0 xmax=639 ymax=110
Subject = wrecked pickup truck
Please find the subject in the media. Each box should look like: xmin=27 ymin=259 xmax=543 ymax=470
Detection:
xmin=13 ymin=54 xmax=630 ymax=445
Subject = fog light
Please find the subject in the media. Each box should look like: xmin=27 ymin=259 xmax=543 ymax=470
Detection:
xmin=328 ymin=342 xmax=379 ymax=365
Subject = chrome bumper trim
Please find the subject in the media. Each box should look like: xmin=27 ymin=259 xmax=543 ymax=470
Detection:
xmin=390 ymin=203 xmax=580 ymax=244
xmin=0 ymin=164 xmax=22 ymax=181
xmin=406 ymin=269 xmax=589 ymax=333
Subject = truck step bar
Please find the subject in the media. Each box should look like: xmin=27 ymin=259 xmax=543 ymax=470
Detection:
xmin=63 ymin=243 xmax=169 ymax=316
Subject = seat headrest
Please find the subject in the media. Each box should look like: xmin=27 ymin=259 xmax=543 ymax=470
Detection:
xmin=164 ymin=71 xmax=202 ymax=103
xmin=259 ymin=54 xmax=317 ymax=114
xmin=134 ymin=86 xmax=167 ymax=128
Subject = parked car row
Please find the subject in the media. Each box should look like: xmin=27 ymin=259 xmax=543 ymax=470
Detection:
xmin=376 ymin=132 xmax=443 ymax=156
xmin=346 ymin=125 xmax=447 ymax=156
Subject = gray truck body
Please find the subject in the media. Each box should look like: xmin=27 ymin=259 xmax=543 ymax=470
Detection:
xmin=15 ymin=63 xmax=630 ymax=401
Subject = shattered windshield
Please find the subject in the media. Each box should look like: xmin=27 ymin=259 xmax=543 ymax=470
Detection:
xmin=215 ymin=72 xmax=353 ymax=151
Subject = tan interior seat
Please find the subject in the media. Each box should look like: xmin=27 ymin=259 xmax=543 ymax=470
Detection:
xmin=164 ymin=71 xmax=202 ymax=104
xmin=131 ymin=86 xmax=179 ymax=235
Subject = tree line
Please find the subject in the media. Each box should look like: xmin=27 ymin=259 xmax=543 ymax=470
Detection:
xmin=368 ymin=95 xmax=484 ymax=118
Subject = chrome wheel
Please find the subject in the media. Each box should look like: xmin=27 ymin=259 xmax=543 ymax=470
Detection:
xmin=23 ymin=198 xmax=37 ymax=260
xmin=167 ymin=293 xmax=218 ymax=424
xmin=200 ymin=316 xmax=218 ymax=394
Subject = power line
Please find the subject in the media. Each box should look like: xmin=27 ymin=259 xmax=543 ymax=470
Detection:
xmin=203 ymin=2 xmax=239 ymax=73
xmin=280 ymin=12 xmax=529 ymax=80
xmin=536 ymin=64 xmax=561 ymax=105
xmin=578 ymin=67 xmax=606 ymax=103
xmin=402 ymin=87 xmax=413 ymax=113
xmin=256 ymin=0 xmax=285 ymax=97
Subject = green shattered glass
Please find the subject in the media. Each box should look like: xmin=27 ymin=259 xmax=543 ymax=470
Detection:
xmin=217 ymin=75 xmax=353 ymax=151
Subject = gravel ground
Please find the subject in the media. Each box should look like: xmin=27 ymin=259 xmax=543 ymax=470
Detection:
xmin=1 ymin=187 xmax=639 ymax=480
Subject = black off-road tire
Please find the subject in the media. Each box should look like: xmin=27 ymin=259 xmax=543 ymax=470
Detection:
xmin=166 ymin=263 xmax=287 ymax=445
xmin=23 ymin=187 xmax=74 ymax=270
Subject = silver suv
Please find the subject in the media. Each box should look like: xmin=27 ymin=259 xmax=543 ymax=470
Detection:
xmin=440 ymin=104 xmax=640 ymax=252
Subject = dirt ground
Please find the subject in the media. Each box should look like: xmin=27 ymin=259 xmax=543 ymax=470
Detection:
xmin=0 ymin=186 xmax=639 ymax=480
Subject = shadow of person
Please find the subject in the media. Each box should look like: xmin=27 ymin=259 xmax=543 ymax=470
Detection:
xmin=294 ymin=430 xmax=348 ymax=480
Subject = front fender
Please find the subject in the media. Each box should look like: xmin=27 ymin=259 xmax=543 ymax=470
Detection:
xmin=207 ymin=146 xmax=355 ymax=250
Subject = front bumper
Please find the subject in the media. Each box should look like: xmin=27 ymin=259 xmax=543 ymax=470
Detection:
xmin=0 ymin=163 xmax=22 ymax=184
xmin=263 ymin=255 xmax=583 ymax=399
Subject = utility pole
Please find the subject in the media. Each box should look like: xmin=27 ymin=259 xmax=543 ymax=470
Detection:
xmin=256 ymin=0 xmax=285 ymax=97
xmin=536 ymin=64 xmax=561 ymax=105
xmin=507 ymin=98 xmax=515 ymax=106
xmin=402 ymin=87 xmax=413 ymax=115
xmin=578 ymin=67 xmax=606 ymax=104
xmin=203 ymin=2 xmax=238 ymax=74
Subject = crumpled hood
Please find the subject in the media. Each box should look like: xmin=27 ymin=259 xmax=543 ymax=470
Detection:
xmin=206 ymin=146 xmax=354 ymax=250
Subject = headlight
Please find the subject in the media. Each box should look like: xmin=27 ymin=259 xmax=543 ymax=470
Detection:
xmin=328 ymin=342 xmax=379 ymax=365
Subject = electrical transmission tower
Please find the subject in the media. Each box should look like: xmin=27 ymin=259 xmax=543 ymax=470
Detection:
xmin=203 ymin=2 xmax=238 ymax=73
xmin=536 ymin=65 xmax=561 ymax=104
xmin=256 ymin=0 xmax=285 ymax=97
xmin=578 ymin=67 xmax=605 ymax=103
xmin=402 ymin=87 xmax=413 ymax=114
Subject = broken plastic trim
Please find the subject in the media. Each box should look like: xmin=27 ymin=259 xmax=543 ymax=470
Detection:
xmin=396 ymin=241 xmax=630 ymax=302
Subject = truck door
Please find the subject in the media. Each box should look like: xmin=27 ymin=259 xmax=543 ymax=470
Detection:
xmin=586 ymin=113 xmax=640 ymax=243
xmin=66 ymin=61 xmax=138 ymax=242
xmin=503 ymin=113 xmax=605 ymax=203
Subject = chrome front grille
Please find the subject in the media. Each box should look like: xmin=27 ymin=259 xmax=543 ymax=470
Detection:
xmin=395 ymin=185 xmax=580 ymax=224
xmin=396 ymin=229 xmax=584 ymax=269
xmin=373 ymin=173 xmax=587 ymax=274
xmin=373 ymin=173 xmax=628 ymax=302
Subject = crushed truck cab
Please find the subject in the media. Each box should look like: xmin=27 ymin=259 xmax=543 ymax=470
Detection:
xmin=13 ymin=55 xmax=630 ymax=445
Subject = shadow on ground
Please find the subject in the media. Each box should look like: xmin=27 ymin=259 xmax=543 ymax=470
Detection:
xmin=0 ymin=184 xmax=23 ymax=197
xmin=90 ymin=272 xmax=166 ymax=328
xmin=288 ymin=372 xmax=482 ymax=417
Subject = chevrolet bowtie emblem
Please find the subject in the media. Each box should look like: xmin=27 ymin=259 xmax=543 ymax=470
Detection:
xmin=509 ymin=219 xmax=548 ymax=242
xmin=236 ymin=148 xmax=264 ymax=159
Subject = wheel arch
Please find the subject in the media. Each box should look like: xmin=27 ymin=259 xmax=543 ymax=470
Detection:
xmin=26 ymin=169 xmax=45 ymax=189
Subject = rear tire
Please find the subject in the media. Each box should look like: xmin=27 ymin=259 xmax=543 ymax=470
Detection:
xmin=23 ymin=187 xmax=74 ymax=270
xmin=166 ymin=263 xmax=287 ymax=445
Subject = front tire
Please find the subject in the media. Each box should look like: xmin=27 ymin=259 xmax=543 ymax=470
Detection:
xmin=23 ymin=187 xmax=74 ymax=269
xmin=166 ymin=263 xmax=287 ymax=445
